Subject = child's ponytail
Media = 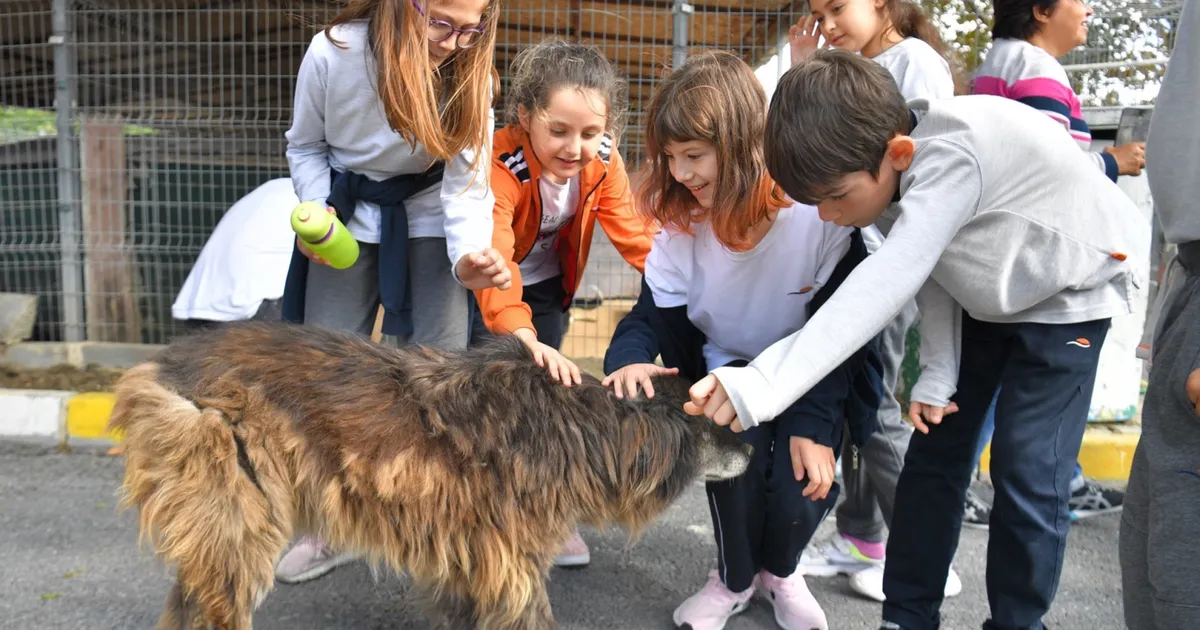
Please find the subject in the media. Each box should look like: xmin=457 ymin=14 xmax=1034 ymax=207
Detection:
xmin=889 ymin=0 xmax=969 ymax=95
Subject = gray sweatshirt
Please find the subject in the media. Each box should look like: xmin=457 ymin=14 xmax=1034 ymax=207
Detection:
xmin=712 ymin=95 xmax=1151 ymax=430
xmin=1147 ymin=0 xmax=1200 ymax=245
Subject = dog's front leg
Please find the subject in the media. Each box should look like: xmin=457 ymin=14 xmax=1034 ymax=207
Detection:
xmin=413 ymin=582 xmax=478 ymax=630
xmin=512 ymin=582 xmax=557 ymax=630
xmin=477 ymin=579 xmax=557 ymax=630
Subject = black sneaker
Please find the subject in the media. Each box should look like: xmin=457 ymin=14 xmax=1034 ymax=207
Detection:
xmin=1069 ymin=478 xmax=1124 ymax=520
xmin=962 ymin=488 xmax=992 ymax=530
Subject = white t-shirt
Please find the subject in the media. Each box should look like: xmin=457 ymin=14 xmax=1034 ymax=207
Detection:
xmin=864 ymin=38 xmax=955 ymax=256
xmin=518 ymin=175 xmax=580 ymax=285
xmin=172 ymin=178 xmax=299 ymax=322
xmin=871 ymin=37 xmax=955 ymax=102
xmin=645 ymin=201 xmax=853 ymax=370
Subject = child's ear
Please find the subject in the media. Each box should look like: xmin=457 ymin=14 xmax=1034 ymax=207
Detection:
xmin=517 ymin=104 xmax=531 ymax=132
xmin=886 ymin=135 xmax=916 ymax=171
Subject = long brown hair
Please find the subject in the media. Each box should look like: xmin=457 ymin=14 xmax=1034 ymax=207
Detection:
xmin=637 ymin=51 xmax=788 ymax=251
xmin=884 ymin=0 xmax=969 ymax=95
xmin=325 ymin=0 xmax=499 ymax=170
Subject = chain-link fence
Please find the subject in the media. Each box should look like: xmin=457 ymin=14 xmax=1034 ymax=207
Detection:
xmin=0 ymin=0 xmax=1183 ymax=359
xmin=1 ymin=0 xmax=802 ymax=353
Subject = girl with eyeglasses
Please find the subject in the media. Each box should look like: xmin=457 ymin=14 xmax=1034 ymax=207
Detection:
xmin=277 ymin=0 xmax=507 ymax=585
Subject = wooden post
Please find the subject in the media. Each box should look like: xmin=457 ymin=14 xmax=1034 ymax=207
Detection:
xmin=80 ymin=116 xmax=141 ymax=342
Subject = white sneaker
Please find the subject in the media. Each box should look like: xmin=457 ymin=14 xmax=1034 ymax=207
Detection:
xmin=798 ymin=534 xmax=883 ymax=577
xmin=847 ymin=564 xmax=962 ymax=602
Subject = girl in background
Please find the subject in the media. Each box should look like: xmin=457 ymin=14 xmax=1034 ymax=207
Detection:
xmin=964 ymin=0 xmax=1147 ymax=529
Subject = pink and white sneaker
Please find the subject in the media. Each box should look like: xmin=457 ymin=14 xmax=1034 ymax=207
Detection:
xmin=673 ymin=570 xmax=754 ymax=630
xmin=553 ymin=527 xmax=590 ymax=568
xmin=274 ymin=535 xmax=357 ymax=584
xmin=758 ymin=569 xmax=828 ymax=630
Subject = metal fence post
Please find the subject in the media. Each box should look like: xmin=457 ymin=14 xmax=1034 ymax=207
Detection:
xmin=51 ymin=0 xmax=84 ymax=342
xmin=671 ymin=0 xmax=693 ymax=70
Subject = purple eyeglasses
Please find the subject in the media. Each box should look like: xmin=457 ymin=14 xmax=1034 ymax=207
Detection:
xmin=411 ymin=0 xmax=487 ymax=49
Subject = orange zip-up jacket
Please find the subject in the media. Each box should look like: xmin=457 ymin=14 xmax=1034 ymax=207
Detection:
xmin=475 ymin=124 xmax=655 ymax=336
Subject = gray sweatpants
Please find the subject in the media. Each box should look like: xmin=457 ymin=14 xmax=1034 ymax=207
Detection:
xmin=1120 ymin=248 xmax=1200 ymax=630
xmin=836 ymin=298 xmax=919 ymax=542
xmin=303 ymin=237 xmax=469 ymax=350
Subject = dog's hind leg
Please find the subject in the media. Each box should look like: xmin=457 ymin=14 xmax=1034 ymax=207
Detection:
xmin=122 ymin=402 xmax=290 ymax=630
xmin=156 ymin=578 xmax=268 ymax=630
xmin=156 ymin=580 xmax=209 ymax=630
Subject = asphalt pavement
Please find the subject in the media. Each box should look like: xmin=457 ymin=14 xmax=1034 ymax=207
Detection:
xmin=0 ymin=441 xmax=1125 ymax=629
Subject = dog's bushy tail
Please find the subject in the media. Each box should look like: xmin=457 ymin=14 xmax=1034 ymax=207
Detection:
xmin=111 ymin=364 xmax=287 ymax=629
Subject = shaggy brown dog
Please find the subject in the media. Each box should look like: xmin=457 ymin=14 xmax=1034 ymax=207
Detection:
xmin=110 ymin=321 xmax=751 ymax=630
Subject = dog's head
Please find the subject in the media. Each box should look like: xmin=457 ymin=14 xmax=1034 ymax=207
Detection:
xmin=586 ymin=370 xmax=751 ymax=532
xmin=634 ymin=373 xmax=752 ymax=483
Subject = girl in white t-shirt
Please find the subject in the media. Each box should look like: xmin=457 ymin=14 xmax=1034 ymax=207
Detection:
xmin=602 ymin=50 xmax=882 ymax=630
xmin=788 ymin=0 xmax=963 ymax=98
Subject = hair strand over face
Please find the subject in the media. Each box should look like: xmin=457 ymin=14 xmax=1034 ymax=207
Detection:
xmin=325 ymin=0 xmax=500 ymax=176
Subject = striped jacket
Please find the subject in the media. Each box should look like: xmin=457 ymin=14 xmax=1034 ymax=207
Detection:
xmin=973 ymin=37 xmax=1119 ymax=182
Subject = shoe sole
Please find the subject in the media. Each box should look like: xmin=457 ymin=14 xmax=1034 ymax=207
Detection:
xmin=675 ymin=599 xmax=749 ymax=630
xmin=275 ymin=553 xmax=357 ymax=585
xmin=848 ymin=579 xmax=961 ymax=603
xmin=1071 ymin=506 xmax=1123 ymax=520
xmin=553 ymin=553 xmax=590 ymax=569
xmin=798 ymin=565 xmax=844 ymax=577
xmin=961 ymin=521 xmax=990 ymax=531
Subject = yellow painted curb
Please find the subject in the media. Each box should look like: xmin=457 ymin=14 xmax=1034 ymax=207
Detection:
xmin=980 ymin=424 xmax=1140 ymax=482
xmin=65 ymin=392 xmax=123 ymax=443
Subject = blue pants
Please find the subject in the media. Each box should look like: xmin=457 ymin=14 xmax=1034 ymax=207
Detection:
xmin=707 ymin=360 xmax=841 ymax=592
xmin=974 ymin=391 xmax=1084 ymax=481
xmin=883 ymin=314 xmax=1109 ymax=630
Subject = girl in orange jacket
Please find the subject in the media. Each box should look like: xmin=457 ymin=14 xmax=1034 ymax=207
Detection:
xmin=476 ymin=39 xmax=654 ymax=386
xmin=474 ymin=39 xmax=655 ymax=569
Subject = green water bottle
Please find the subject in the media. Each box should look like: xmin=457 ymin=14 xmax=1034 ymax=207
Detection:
xmin=290 ymin=201 xmax=359 ymax=270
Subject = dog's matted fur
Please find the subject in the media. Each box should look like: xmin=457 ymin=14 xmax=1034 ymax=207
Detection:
xmin=110 ymin=320 xmax=751 ymax=629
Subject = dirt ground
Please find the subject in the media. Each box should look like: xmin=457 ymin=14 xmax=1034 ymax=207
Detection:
xmin=0 ymin=363 xmax=124 ymax=392
xmin=0 ymin=356 xmax=610 ymax=393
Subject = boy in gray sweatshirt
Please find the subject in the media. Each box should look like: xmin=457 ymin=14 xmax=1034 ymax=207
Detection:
xmin=684 ymin=49 xmax=1149 ymax=630
xmin=1119 ymin=0 xmax=1200 ymax=627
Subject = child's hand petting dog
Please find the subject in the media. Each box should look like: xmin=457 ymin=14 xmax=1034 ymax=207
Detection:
xmin=515 ymin=328 xmax=582 ymax=387
xmin=907 ymin=400 xmax=961 ymax=434
xmin=602 ymin=363 xmax=680 ymax=399
xmin=685 ymin=374 xmax=743 ymax=432
xmin=790 ymin=436 xmax=835 ymax=500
